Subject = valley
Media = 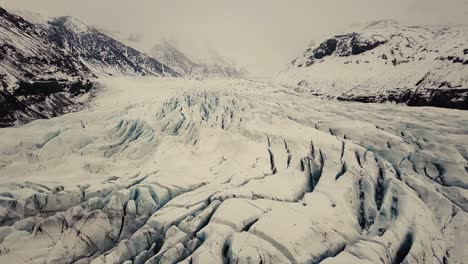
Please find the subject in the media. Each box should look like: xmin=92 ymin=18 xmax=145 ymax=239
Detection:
xmin=0 ymin=77 xmax=466 ymax=263
xmin=0 ymin=3 xmax=467 ymax=264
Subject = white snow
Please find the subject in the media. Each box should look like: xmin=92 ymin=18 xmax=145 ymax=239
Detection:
xmin=0 ymin=77 xmax=466 ymax=263
xmin=277 ymin=21 xmax=468 ymax=98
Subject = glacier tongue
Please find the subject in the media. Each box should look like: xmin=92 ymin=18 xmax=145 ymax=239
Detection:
xmin=0 ymin=77 xmax=466 ymax=264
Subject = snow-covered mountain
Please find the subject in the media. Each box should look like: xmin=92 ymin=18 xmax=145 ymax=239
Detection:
xmin=277 ymin=20 xmax=468 ymax=109
xmin=148 ymin=41 xmax=198 ymax=76
xmin=48 ymin=17 xmax=178 ymax=77
xmin=149 ymin=40 xmax=247 ymax=78
xmin=0 ymin=7 xmax=178 ymax=127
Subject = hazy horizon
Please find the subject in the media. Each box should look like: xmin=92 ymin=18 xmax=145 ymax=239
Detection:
xmin=2 ymin=0 xmax=467 ymax=76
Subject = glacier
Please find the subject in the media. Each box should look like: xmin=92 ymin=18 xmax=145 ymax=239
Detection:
xmin=0 ymin=77 xmax=466 ymax=264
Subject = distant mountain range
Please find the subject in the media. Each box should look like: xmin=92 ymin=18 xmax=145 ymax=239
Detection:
xmin=277 ymin=20 xmax=468 ymax=109
xmin=2 ymin=7 xmax=466 ymax=129
xmin=0 ymin=7 xmax=178 ymax=127
xmin=148 ymin=40 xmax=247 ymax=78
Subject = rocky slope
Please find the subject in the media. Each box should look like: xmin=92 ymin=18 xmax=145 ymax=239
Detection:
xmin=149 ymin=40 xmax=247 ymax=78
xmin=277 ymin=20 xmax=468 ymax=109
xmin=0 ymin=7 xmax=177 ymax=127
xmin=47 ymin=17 xmax=178 ymax=77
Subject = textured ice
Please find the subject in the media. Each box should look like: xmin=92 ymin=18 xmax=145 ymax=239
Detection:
xmin=0 ymin=77 xmax=466 ymax=263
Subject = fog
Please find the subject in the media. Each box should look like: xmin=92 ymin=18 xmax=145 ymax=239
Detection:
xmin=2 ymin=0 xmax=467 ymax=76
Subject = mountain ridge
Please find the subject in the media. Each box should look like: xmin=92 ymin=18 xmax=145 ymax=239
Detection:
xmin=277 ymin=21 xmax=468 ymax=109
xmin=0 ymin=7 xmax=178 ymax=127
xmin=149 ymin=40 xmax=247 ymax=78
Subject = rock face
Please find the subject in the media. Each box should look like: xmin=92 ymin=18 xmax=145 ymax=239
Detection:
xmin=306 ymin=32 xmax=387 ymax=63
xmin=149 ymin=40 xmax=247 ymax=78
xmin=47 ymin=17 xmax=178 ymax=77
xmin=0 ymin=7 xmax=178 ymax=127
xmin=0 ymin=80 xmax=93 ymax=127
xmin=277 ymin=20 xmax=468 ymax=109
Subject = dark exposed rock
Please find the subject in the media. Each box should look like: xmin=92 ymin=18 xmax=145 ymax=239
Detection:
xmin=350 ymin=36 xmax=387 ymax=55
xmin=438 ymin=56 xmax=466 ymax=64
xmin=406 ymin=88 xmax=468 ymax=109
xmin=312 ymin=39 xmax=338 ymax=60
xmin=69 ymin=80 xmax=93 ymax=95
xmin=453 ymin=57 xmax=464 ymax=64
xmin=0 ymin=80 xmax=94 ymax=127
xmin=0 ymin=90 xmax=37 ymax=127
xmin=14 ymin=81 xmax=66 ymax=96
xmin=337 ymin=88 xmax=468 ymax=110
xmin=305 ymin=33 xmax=387 ymax=66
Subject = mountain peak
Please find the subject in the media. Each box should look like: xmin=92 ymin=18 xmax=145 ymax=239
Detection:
xmin=149 ymin=40 xmax=247 ymax=78
xmin=52 ymin=16 xmax=92 ymax=34
xmin=363 ymin=19 xmax=400 ymax=30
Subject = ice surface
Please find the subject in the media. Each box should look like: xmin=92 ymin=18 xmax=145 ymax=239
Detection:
xmin=0 ymin=77 xmax=466 ymax=263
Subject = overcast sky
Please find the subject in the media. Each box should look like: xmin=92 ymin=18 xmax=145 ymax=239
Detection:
xmin=2 ymin=0 xmax=468 ymax=76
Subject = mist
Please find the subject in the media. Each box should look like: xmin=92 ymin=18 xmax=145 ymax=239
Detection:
xmin=2 ymin=0 xmax=467 ymax=76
